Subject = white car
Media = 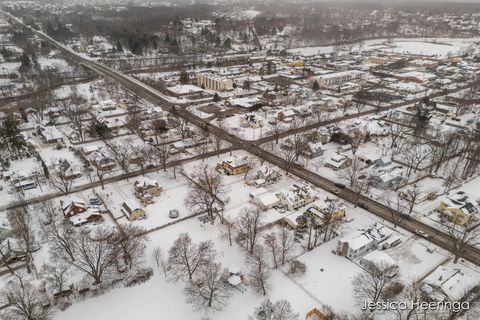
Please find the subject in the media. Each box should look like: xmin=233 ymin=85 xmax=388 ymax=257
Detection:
xmin=415 ymin=229 xmax=430 ymax=239
xmin=169 ymin=209 xmax=180 ymax=219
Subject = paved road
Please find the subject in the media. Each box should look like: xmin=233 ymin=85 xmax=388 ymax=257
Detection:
xmin=1 ymin=147 xmax=233 ymax=212
xmin=4 ymin=11 xmax=480 ymax=265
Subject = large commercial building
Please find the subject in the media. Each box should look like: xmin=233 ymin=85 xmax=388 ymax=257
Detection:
xmin=310 ymin=70 xmax=368 ymax=87
xmin=196 ymin=73 xmax=233 ymax=91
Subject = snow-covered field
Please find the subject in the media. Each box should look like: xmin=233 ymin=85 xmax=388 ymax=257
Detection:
xmin=55 ymin=218 xmax=320 ymax=320
xmin=288 ymin=37 xmax=480 ymax=57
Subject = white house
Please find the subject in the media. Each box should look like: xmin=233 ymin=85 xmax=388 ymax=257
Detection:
xmin=253 ymin=192 xmax=281 ymax=211
xmin=360 ymin=250 xmax=399 ymax=277
xmin=421 ymin=264 xmax=480 ymax=302
xmin=36 ymin=125 xmax=63 ymax=144
xmin=336 ymin=223 xmax=392 ymax=259
xmin=277 ymin=184 xmax=315 ymax=211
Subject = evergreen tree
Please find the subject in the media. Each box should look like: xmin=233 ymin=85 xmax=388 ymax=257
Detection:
xmin=0 ymin=114 xmax=26 ymax=157
xmin=213 ymin=92 xmax=221 ymax=102
xmin=41 ymin=160 xmax=49 ymax=179
xmin=266 ymin=61 xmax=275 ymax=75
xmin=223 ymin=37 xmax=232 ymax=49
xmin=116 ymin=41 xmax=123 ymax=52
xmin=19 ymin=53 xmax=31 ymax=73
xmin=179 ymin=71 xmax=189 ymax=84
xmin=243 ymin=80 xmax=250 ymax=90
xmin=312 ymin=80 xmax=320 ymax=91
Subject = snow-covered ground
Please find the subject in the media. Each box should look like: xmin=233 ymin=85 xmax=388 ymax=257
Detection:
xmin=288 ymin=37 xmax=480 ymax=57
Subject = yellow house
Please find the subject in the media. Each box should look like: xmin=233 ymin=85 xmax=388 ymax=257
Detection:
xmin=439 ymin=191 xmax=479 ymax=225
xmin=305 ymin=204 xmax=345 ymax=223
xmin=220 ymin=155 xmax=249 ymax=176
xmin=288 ymin=60 xmax=305 ymax=68
xmin=122 ymin=198 xmax=146 ymax=221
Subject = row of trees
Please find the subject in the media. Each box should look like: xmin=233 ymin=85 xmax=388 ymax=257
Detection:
xmin=0 ymin=196 xmax=150 ymax=319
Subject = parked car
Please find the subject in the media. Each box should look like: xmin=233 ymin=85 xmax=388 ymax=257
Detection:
xmin=89 ymin=198 xmax=101 ymax=206
xmin=415 ymin=229 xmax=430 ymax=239
xmin=331 ymin=188 xmax=340 ymax=195
xmin=169 ymin=209 xmax=180 ymax=219
xmin=358 ymin=202 xmax=369 ymax=210
xmin=334 ymin=183 xmax=346 ymax=189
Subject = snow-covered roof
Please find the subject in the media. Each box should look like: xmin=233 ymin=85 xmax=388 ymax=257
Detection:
xmin=361 ymin=250 xmax=396 ymax=268
xmin=135 ymin=176 xmax=160 ymax=189
xmin=442 ymin=190 xmax=479 ymax=216
xmin=69 ymin=210 xmax=101 ymax=226
xmin=123 ymin=198 xmax=142 ymax=213
xmin=62 ymin=196 xmax=86 ymax=211
xmin=255 ymin=192 xmax=280 ymax=207
xmin=167 ymin=84 xmax=203 ymax=95
xmin=39 ymin=125 xmax=63 ymax=141
xmin=422 ymin=264 xmax=480 ymax=301
xmin=222 ymin=155 xmax=248 ymax=168
xmin=249 ymin=187 xmax=268 ymax=198
xmin=340 ymin=223 xmax=392 ymax=250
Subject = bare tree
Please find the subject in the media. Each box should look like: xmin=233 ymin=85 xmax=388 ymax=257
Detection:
xmin=104 ymin=141 xmax=132 ymax=179
xmin=152 ymin=247 xmax=169 ymax=277
xmin=193 ymin=130 xmax=211 ymax=160
xmin=56 ymin=228 xmax=118 ymax=285
xmin=249 ymin=299 xmax=299 ymax=320
xmin=49 ymin=167 xmax=74 ymax=195
xmin=184 ymin=261 xmax=232 ymax=310
xmin=390 ymin=282 xmax=443 ymax=320
xmin=290 ymin=130 xmax=309 ymax=162
xmin=0 ymin=279 xmax=52 ymax=320
xmin=247 ymin=245 xmax=271 ymax=296
xmin=263 ymin=233 xmax=280 ymax=269
xmin=130 ymin=145 xmax=154 ymax=176
xmin=153 ymin=143 xmax=170 ymax=172
xmin=278 ymin=226 xmax=296 ymax=266
xmin=61 ymin=102 xmax=89 ymax=142
xmin=40 ymin=263 xmax=70 ymax=294
xmin=268 ymin=120 xmax=283 ymax=144
xmin=183 ymin=165 xmax=229 ymax=222
xmin=281 ymin=146 xmax=297 ymax=176
xmin=37 ymin=201 xmax=76 ymax=262
xmin=387 ymin=123 xmax=408 ymax=157
xmin=235 ymin=206 xmax=263 ymax=254
xmin=125 ymin=103 xmax=143 ymax=137
xmin=111 ymin=224 xmax=148 ymax=271
xmin=352 ymin=261 xmax=400 ymax=306
xmin=441 ymin=217 xmax=480 ymax=263
xmin=176 ymin=117 xmax=191 ymax=139
xmin=384 ymin=192 xmax=408 ymax=228
xmin=210 ymin=120 xmax=225 ymax=157
xmin=168 ymin=233 xmax=216 ymax=281
xmin=348 ymin=128 xmax=365 ymax=156
xmin=399 ymin=185 xmax=420 ymax=215
xmin=429 ymin=130 xmax=460 ymax=174
xmin=403 ymin=142 xmax=431 ymax=178
xmin=340 ymin=156 xmax=367 ymax=205
xmin=8 ymin=206 xmax=36 ymax=274
xmin=89 ymin=157 xmax=114 ymax=190
xmin=8 ymin=207 xmax=35 ymax=255
xmin=219 ymin=218 xmax=234 ymax=247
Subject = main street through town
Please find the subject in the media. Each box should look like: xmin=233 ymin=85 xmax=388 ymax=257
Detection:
xmin=4 ymin=10 xmax=480 ymax=266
